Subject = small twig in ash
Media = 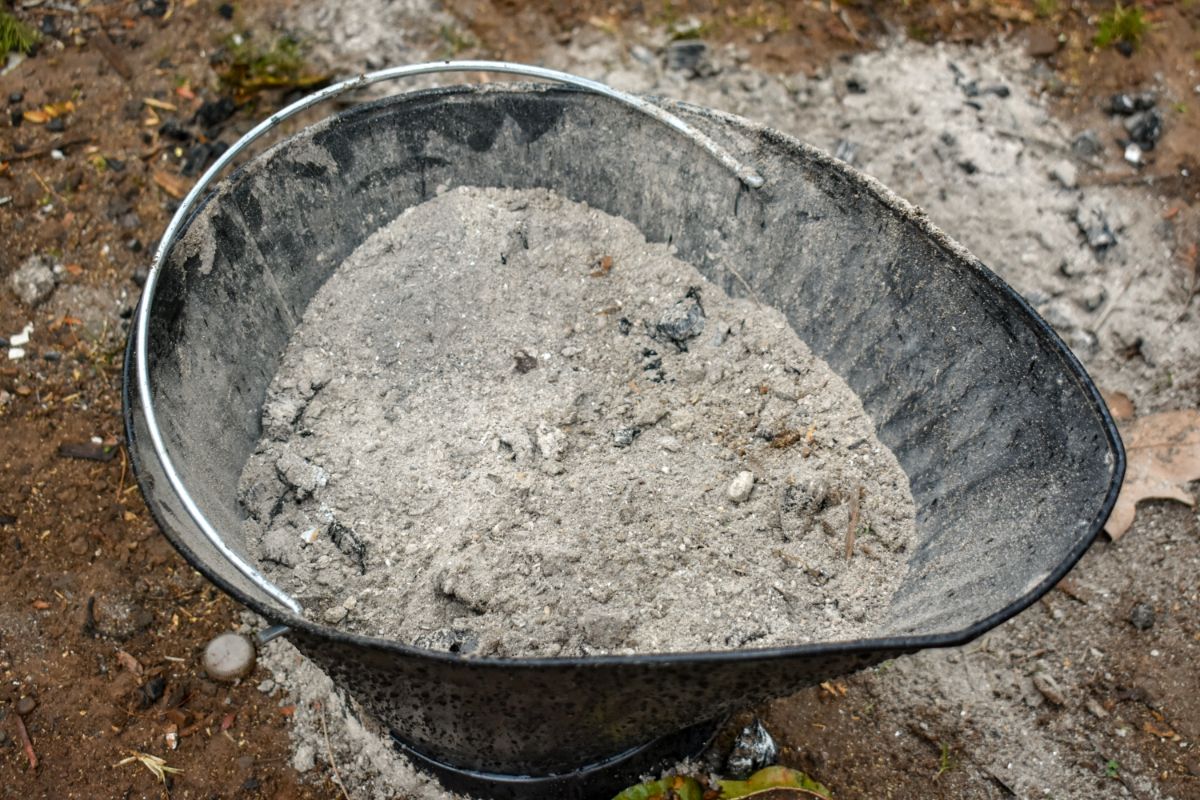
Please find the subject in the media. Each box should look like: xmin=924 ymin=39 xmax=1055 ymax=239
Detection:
xmin=1095 ymin=266 xmax=1141 ymax=332
xmin=838 ymin=8 xmax=863 ymax=43
xmin=317 ymin=700 xmax=352 ymax=800
xmin=15 ymin=714 xmax=37 ymax=769
xmin=723 ymin=262 xmax=762 ymax=307
xmin=845 ymin=484 xmax=863 ymax=561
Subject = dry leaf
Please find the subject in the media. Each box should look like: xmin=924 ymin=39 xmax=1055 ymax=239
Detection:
xmin=1101 ymin=389 xmax=1135 ymax=421
xmin=1106 ymin=409 xmax=1200 ymax=539
xmin=153 ymin=170 xmax=190 ymax=199
xmin=1143 ymin=721 xmax=1178 ymax=739
xmin=23 ymin=109 xmax=50 ymax=124
xmin=42 ymin=101 xmax=76 ymax=118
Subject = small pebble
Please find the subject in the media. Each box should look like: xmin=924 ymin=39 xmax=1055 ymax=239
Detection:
xmin=15 ymin=696 xmax=36 ymax=715
xmin=1129 ymin=602 xmax=1155 ymax=630
xmin=202 ymin=632 xmax=256 ymax=681
xmin=728 ymin=470 xmax=756 ymax=503
xmin=612 ymin=427 xmax=639 ymax=448
xmin=725 ymin=718 xmax=778 ymax=778
xmin=322 ymin=605 xmax=348 ymax=624
xmin=1049 ymin=160 xmax=1078 ymax=190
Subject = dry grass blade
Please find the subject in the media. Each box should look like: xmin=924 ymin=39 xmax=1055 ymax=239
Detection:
xmin=318 ymin=701 xmax=352 ymax=800
xmin=113 ymin=751 xmax=182 ymax=783
xmin=845 ymin=484 xmax=863 ymax=560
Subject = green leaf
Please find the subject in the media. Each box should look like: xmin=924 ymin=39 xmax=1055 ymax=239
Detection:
xmin=719 ymin=766 xmax=832 ymax=799
xmin=613 ymin=775 xmax=705 ymax=800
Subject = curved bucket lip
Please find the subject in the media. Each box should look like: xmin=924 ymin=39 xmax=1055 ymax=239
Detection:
xmin=122 ymin=82 xmax=1126 ymax=670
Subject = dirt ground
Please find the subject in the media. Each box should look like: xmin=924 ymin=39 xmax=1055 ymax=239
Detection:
xmin=1 ymin=1 xmax=1197 ymax=799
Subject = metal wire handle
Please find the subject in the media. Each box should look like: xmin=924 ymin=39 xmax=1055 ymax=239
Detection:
xmin=134 ymin=61 xmax=766 ymax=616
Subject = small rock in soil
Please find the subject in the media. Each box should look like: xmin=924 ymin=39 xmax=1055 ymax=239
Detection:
xmin=1124 ymin=142 xmax=1143 ymax=166
xmin=139 ymin=0 xmax=169 ymax=17
xmin=654 ymin=288 xmax=706 ymax=351
xmin=833 ymin=139 xmax=859 ymax=166
xmin=665 ymin=41 xmax=714 ymax=78
xmin=195 ymin=96 xmax=236 ymax=130
xmin=728 ymin=471 xmax=756 ymax=504
xmin=612 ymin=427 xmax=640 ymax=448
xmin=1025 ymin=28 xmax=1059 ymax=58
xmin=138 ymin=675 xmax=167 ymax=707
xmin=1110 ymin=93 xmax=1138 ymax=115
xmin=1110 ymin=92 xmax=1156 ymax=115
xmin=8 ymin=254 xmax=58 ymax=307
xmin=203 ymin=632 xmax=257 ymax=681
xmin=1071 ymin=129 xmax=1102 ymax=158
xmin=412 ymin=628 xmax=478 ymax=654
xmin=1124 ymin=110 xmax=1163 ymax=150
xmin=7 ymin=92 xmax=22 ymax=105
xmin=725 ymin=718 xmax=778 ymax=779
xmin=1129 ymin=602 xmax=1155 ymax=630
xmin=1049 ymin=160 xmax=1078 ymax=190
xmin=15 ymin=696 xmax=36 ymax=716
xmin=1079 ymin=288 xmax=1107 ymax=312
xmin=1075 ymin=199 xmax=1117 ymax=251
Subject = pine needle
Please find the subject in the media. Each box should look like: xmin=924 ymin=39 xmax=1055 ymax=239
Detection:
xmin=0 ymin=10 xmax=40 ymax=55
xmin=113 ymin=751 xmax=183 ymax=784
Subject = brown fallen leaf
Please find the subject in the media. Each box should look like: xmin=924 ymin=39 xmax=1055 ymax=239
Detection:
xmin=589 ymin=255 xmax=614 ymax=277
xmin=1106 ymin=409 xmax=1200 ymax=539
xmin=1101 ymin=389 xmax=1135 ymax=421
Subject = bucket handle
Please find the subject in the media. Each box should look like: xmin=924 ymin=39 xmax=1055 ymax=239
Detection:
xmin=135 ymin=61 xmax=765 ymax=619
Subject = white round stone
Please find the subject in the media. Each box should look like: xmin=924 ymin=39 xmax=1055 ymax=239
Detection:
xmin=728 ymin=470 xmax=756 ymax=503
xmin=202 ymin=632 xmax=256 ymax=682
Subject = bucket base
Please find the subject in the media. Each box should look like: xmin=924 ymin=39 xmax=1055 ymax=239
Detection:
xmin=391 ymin=717 xmax=722 ymax=800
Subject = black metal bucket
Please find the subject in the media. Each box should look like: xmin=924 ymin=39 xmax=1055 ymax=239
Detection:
xmin=123 ymin=74 xmax=1123 ymax=800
